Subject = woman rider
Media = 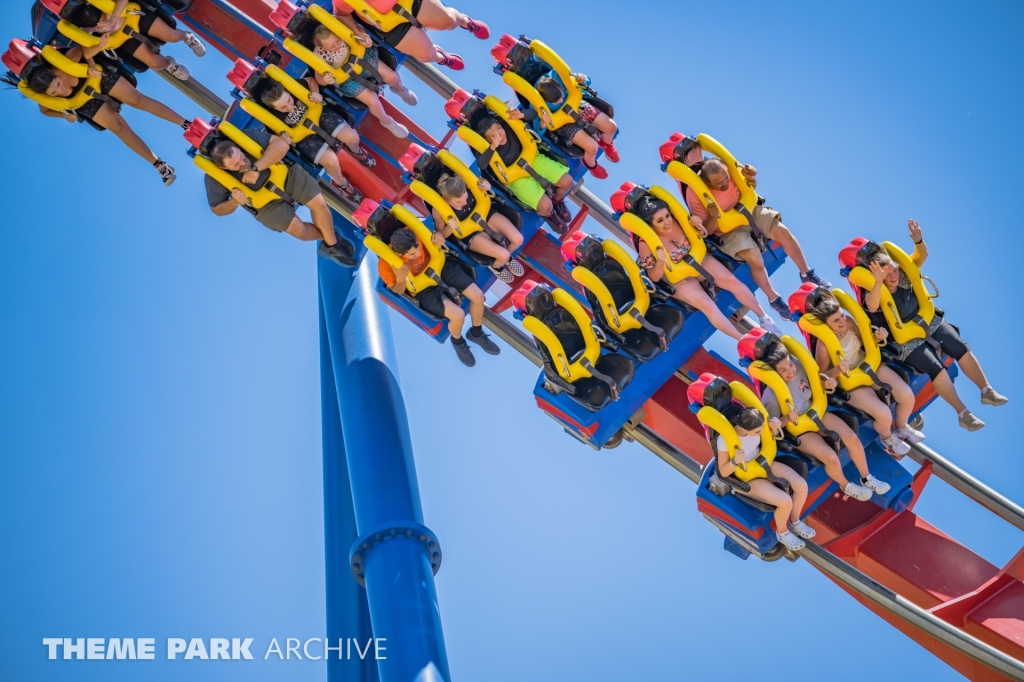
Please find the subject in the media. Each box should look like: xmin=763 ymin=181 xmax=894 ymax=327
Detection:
xmin=633 ymin=194 xmax=782 ymax=342
xmin=859 ymin=220 xmax=1007 ymax=431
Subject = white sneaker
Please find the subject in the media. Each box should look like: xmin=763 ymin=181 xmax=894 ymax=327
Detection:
xmin=862 ymin=474 xmax=891 ymax=495
xmin=759 ymin=315 xmax=782 ymax=337
xmin=789 ymin=519 xmax=816 ymax=540
xmin=491 ymin=266 xmax=515 ymax=283
xmin=164 ymin=56 xmax=189 ymax=81
xmin=389 ymin=84 xmax=418 ymax=106
xmin=881 ymin=433 xmax=911 ymax=457
xmin=893 ymin=425 xmax=925 ymax=444
xmin=507 ymin=258 xmax=525 ymax=276
xmin=380 ymin=117 xmax=409 ymax=138
xmin=184 ymin=32 xmax=206 ymax=57
xmin=776 ymin=530 xmax=806 ymax=551
xmin=155 ymin=160 xmax=176 ymax=186
xmin=843 ymin=481 xmax=873 ymax=501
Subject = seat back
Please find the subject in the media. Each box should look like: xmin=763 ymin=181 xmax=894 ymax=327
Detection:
xmin=338 ymin=0 xmax=414 ymax=33
xmin=739 ymin=333 xmax=829 ymax=438
xmin=495 ymin=36 xmax=583 ymax=133
xmin=354 ymin=199 xmax=446 ymax=296
xmin=52 ymin=0 xmax=144 ymax=51
xmin=229 ymin=59 xmax=326 ymax=146
xmin=4 ymin=40 xmax=102 ymax=112
xmin=269 ymin=2 xmax=371 ymax=90
xmin=512 ymin=282 xmax=601 ymax=383
xmin=563 ymin=232 xmax=650 ymax=334
xmin=402 ymin=145 xmax=492 ymax=242
xmin=186 ymin=118 xmax=291 ymax=210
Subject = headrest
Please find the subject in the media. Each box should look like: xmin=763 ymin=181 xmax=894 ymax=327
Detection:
xmin=737 ymin=328 xmax=780 ymax=365
xmin=352 ymin=198 xmax=381 ymax=230
xmin=490 ymin=34 xmax=517 ymax=67
xmin=184 ymin=117 xmax=216 ymax=150
xmin=227 ymin=59 xmax=260 ymax=92
xmin=511 ymin=280 xmax=553 ymax=318
xmin=659 ymin=132 xmax=702 ymax=167
xmin=269 ymin=0 xmax=300 ymax=32
xmin=608 ymin=181 xmax=636 ymax=215
xmin=2 ymin=39 xmax=38 ymax=76
xmin=686 ymin=373 xmax=732 ymax=412
xmin=838 ymin=236 xmax=872 ymax=276
xmin=397 ymin=143 xmax=427 ymax=174
xmin=787 ymin=282 xmax=822 ymax=319
xmin=559 ymin=231 xmax=595 ymax=266
xmin=40 ymin=0 xmax=69 ymax=14
xmin=444 ymin=88 xmax=473 ymax=122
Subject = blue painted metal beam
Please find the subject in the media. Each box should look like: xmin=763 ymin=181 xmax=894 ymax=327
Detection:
xmin=319 ymin=253 xmax=450 ymax=682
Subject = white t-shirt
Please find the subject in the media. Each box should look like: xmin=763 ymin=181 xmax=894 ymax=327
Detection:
xmin=716 ymin=433 xmax=762 ymax=464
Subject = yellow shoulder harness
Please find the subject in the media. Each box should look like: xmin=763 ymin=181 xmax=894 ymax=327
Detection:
xmin=239 ymin=65 xmax=323 ymax=145
xmin=193 ymin=122 xmax=291 ymax=210
xmin=20 ymin=46 xmax=103 ymax=112
xmin=341 ymin=0 xmax=418 ymax=33
xmin=280 ymin=5 xmax=371 ymax=89
xmin=408 ymin=150 xmax=491 ymax=241
xmin=364 ymin=204 xmax=446 ymax=295
xmin=457 ymin=94 xmax=540 ymax=187
xmin=618 ymin=185 xmax=709 ymax=285
xmin=696 ymin=381 xmax=777 ymax=482
xmin=847 ymin=241 xmax=935 ymax=345
xmin=523 ymin=288 xmax=601 ymax=383
xmin=665 ymin=133 xmax=758 ymax=234
xmin=747 ymin=336 xmax=829 ymax=437
xmin=56 ymin=1 xmax=144 ymax=51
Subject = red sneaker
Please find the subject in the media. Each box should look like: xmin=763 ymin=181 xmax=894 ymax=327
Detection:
xmin=464 ymin=18 xmax=490 ymax=39
xmin=435 ymin=47 xmax=465 ymax=71
xmin=586 ymin=162 xmax=608 ymax=179
xmin=600 ymin=140 xmax=620 ymax=163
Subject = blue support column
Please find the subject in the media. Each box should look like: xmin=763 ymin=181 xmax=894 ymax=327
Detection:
xmin=319 ymin=254 xmax=450 ymax=682
xmin=319 ymin=301 xmax=379 ymax=682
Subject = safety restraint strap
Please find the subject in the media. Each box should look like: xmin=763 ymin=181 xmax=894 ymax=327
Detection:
xmin=516 ymin=158 xmax=554 ymax=197
xmin=580 ymin=357 xmax=620 ymax=401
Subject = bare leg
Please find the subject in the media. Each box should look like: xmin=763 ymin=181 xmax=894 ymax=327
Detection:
xmin=795 ymin=431 xmax=851 ymax=489
xmin=109 ymin=77 xmax=186 ymax=126
xmin=486 ymin=212 xmax=523 ymax=252
xmin=376 ymin=60 xmax=403 ymax=89
xmin=463 ymin=284 xmax=485 ymax=326
xmin=145 ymin=17 xmax=187 ymax=43
xmin=742 ymin=479 xmax=793 ymax=534
xmin=733 ymin=246 xmax=780 ymax=301
xmin=592 ymin=111 xmax=617 ymax=144
xmin=91 ymin=104 xmax=158 ymax=162
xmin=127 ymin=44 xmax=170 ymax=70
xmin=701 ymin=256 xmax=766 ymax=316
xmin=284 ymin=217 xmax=323 ymax=241
xmin=823 ymin=412 xmax=870 ymax=479
xmin=552 ymin=172 xmax=574 ymax=202
xmin=932 ymin=369 xmax=967 ymax=414
xmin=672 ymin=278 xmax=743 ymax=341
xmin=354 ymin=88 xmax=394 ymax=127
xmin=416 ymin=0 xmax=467 ymax=30
xmin=442 ymin=298 xmax=466 ymax=339
xmin=570 ymin=129 xmax=600 ymax=168
xmin=318 ymin=151 xmax=348 ymax=188
xmin=394 ymin=27 xmax=440 ymax=63
xmin=845 ymin=386 xmax=894 ymax=438
xmin=304 ymin=194 xmax=337 ymax=245
xmin=334 ymin=125 xmax=362 ymax=154
xmin=535 ymin=195 xmax=554 ymax=217
xmin=877 ymin=365 xmax=914 ymax=429
xmin=468 ymin=234 xmax=511 ymax=268
xmin=956 ymin=351 xmax=990 ymax=390
xmin=766 ymin=221 xmax=810 ymax=275
xmin=772 ymin=462 xmax=809 ymax=520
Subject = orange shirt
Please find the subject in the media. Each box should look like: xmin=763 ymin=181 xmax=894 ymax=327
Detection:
xmin=377 ymin=239 xmax=429 ymax=288
xmin=685 ymin=177 xmax=742 ymax=228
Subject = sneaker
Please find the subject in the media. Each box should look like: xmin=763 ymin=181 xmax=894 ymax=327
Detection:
xmin=769 ymin=296 xmax=794 ymax=321
xmin=491 ymin=266 xmax=515 ymax=283
xmin=464 ymin=18 xmax=490 ymax=39
xmin=788 ymin=519 xmax=817 ymax=540
xmin=388 ymin=84 xmax=418 ymax=106
xmin=380 ymin=117 xmax=409 ymax=139
xmin=552 ymin=199 xmax=572 ymax=224
xmin=758 ymin=315 xmax=782 ymax=337
xmin=435 ymin=47 xmax=465 ymax=71
xmin=507 ymin=258 xmax=525 ymax=276
xmin=331 ymin=179 xmax=363 ymax=205
xmin=599 ymin=140 xmax=620 ymax=163
xmin=800 ymin=268 xmax=832 ymax=288
xmin=959 ymin=410 xmax=985 ymax=432
xmin=318 ymin=239 xmax=358 ymax=267
xmin=155 ymin=160 xmax=176 ymax=186
xmin=893 ymin=425 xmax=925 ymax=444
xmin=544 ymin=214 xmax=568 ymax=234
xmin=862 ymin=474 xmax=891 ymax=495
xmin=467 ymin=327 xmax=500 ymax=355
xmin=881 ymin=433 xmax=911 ymax=458
xmin=452 ymin=337 xmax=476 ymax=366
xmin=981 ymin=387 xmax=1009 ymax=406
xmin=164 ymin=56 xmax=189 ymax=81
xmin=843 ymin=481 xmax=873 ymax=501
xmin=183 ymin=32 xmax=206 ymax=57
xmin=776 ymin=530 xmax=806 ymax=551
xmin=586 ymin=162 xmax=608 ymax=179
xmin=348 ymin=145 xmax=376 ymax=169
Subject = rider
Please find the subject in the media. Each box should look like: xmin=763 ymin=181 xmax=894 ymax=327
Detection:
xmin=429 ymin=173 xmax=524 ymax=283
xmin=715 ymin=407 xmax=813 ymax=551
xmin=686 ymin=157 xmax=829 ymax=321
xmin=632 ymin=194 xmax=783 ymax=340
xmin=759 ymin=340 xmax=889 ymax=502
xmin=51 ymin=0 xmax=204 ymax=79
xmin=858 ymin=220 xmax=1007 ymax=431
xmin=202 ymin=125 xmax=357 ymax=266
xmin=309 ymin=22 xmax=416 ymax=138
xmin=256 ymin=78 xmax=369 ymax=203
xmin=535 ymin=74 xmax=618 ymax=179
xmin=8 ymin=42 xmax=187 ymax=185
xmin=802 ymin=286 xmax=925 ymax=456
xmin=378 ymin=227 xmax=499 ymax=366
xmin=331 ymin=0 xmax=489 ymax=71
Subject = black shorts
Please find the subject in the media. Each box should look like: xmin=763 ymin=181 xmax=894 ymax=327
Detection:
xmin=374 ymin=0 xmax=423 ymax=48
xmin=904 ymin=319 xmax=970 ymax=380
xmin=74 ymin=67 xmax=122 ymax=121
xmin=294 ymin=108 xmax=349 ymax=164
xmin=457 ymin=201 xmax=521 ymax=249
xmin=413 ymin=258 xmax=475 ymax=318
xmin=115 ymin=10 xmax=171 ymax=61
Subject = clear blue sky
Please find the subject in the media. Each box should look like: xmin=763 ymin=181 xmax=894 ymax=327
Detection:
xmin=2 ymin=1 xmax=1023 ymax=681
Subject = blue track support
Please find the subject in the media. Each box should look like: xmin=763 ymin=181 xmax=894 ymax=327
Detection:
xmin=319 ymin=303 xmax=380 ymax=682
xmin=319 ymin=254 xmax=450 ymax=682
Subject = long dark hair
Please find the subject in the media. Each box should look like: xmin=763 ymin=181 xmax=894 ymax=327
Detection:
xmin=25 ymin=63 xmax=55 ymax=93
xmin=634 ymin=195 xmax=668 ymax=225
xmin=804 ymin=287 xmax=841 ymax=323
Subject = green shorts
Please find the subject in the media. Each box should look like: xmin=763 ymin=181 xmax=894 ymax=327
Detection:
xmin=507 ymin=154 xmax=569 ymax=210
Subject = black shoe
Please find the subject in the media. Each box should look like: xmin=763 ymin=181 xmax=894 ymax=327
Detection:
xmin=544 ymin=214 xmax=568 ymax=235
xmin=769 ymin=296 xmax=793 ymax=321
xmin=800 ymin=268 xmax=832 ymax=288
xmin=452 ymin=337 xmax=476 ymax=366
xmin=552 ymin=199 xmax=572 ymax=224
xmin=467 ymin=327 xmax=500 ymax=355
xmin=318 ymin=239 xmax=358 ymax=267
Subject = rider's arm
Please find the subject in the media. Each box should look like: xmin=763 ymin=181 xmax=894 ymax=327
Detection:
xmin=637 ymin=241 xmax=665 ymax=282
xmin=912 ymin=238 xmax=928 ymax=267
xmin=865 ymin=277 xmax=883 ymax=313
xmin=333 ymin=9 xmax=371 ymax=40
xmin=814 ymin=341 xmax=839 ymax=377
xmin=716 ymin=445 xmax=735 ymax=478
xmin=254 ymin=133 xmax=291 ymax=169
xmin=211 ymin=199 xmax=240 ymax=217
xmin=431 ymin=208 xmax=454 ymax=238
